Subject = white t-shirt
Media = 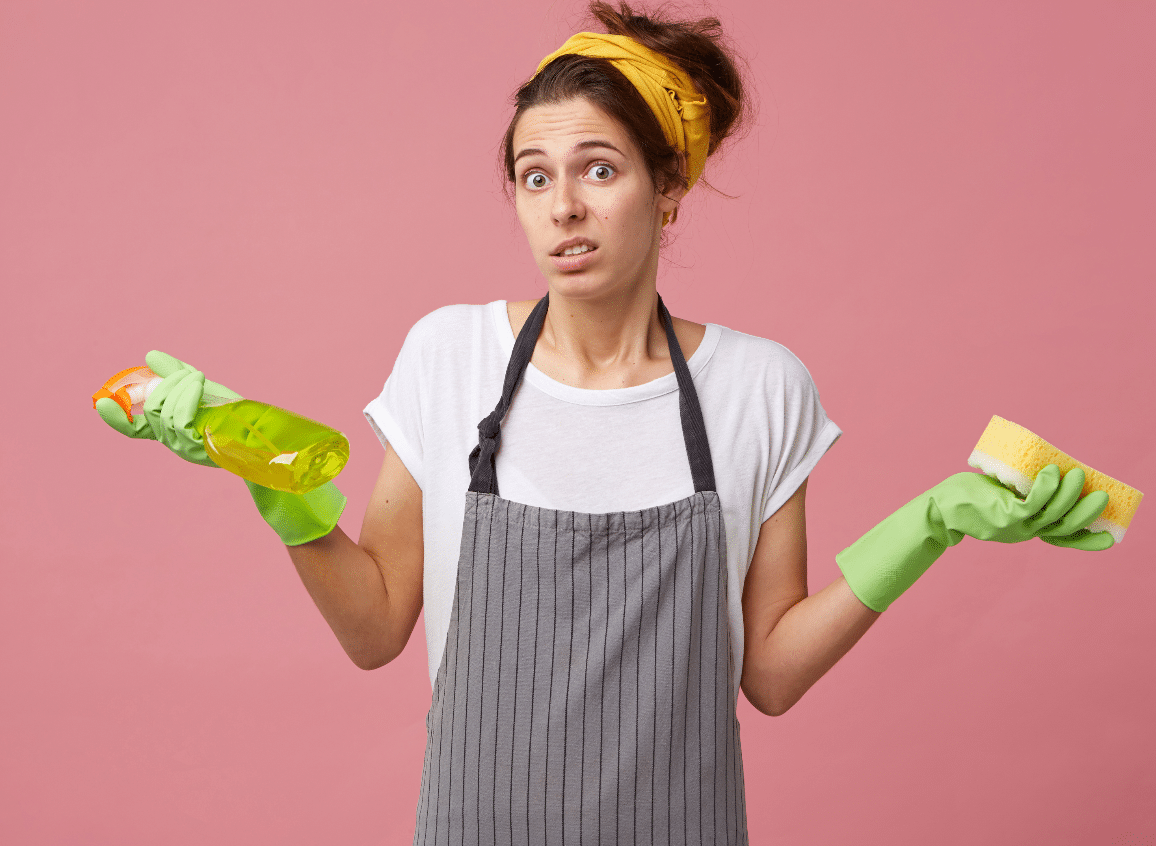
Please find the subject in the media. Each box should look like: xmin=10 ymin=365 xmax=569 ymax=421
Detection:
xmin=363 ymin=300 xmax=842 ymax=700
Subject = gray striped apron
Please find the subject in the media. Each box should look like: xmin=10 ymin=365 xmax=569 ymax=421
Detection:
xmin=415 ymin=293 xmax=748 ymax=845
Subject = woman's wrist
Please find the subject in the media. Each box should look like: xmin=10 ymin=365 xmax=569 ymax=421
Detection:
xmin=245 ymin=479 xmax=346 ymax=546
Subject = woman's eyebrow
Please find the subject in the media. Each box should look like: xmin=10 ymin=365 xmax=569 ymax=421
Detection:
xmin=513 ymin=139 xmax=625 ymax=164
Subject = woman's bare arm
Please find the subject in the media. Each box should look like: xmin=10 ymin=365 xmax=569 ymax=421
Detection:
xmin=740 ymin=478 xmax=881 ymax=715
xmin=286 ymin=444 xmax=424 ymax=670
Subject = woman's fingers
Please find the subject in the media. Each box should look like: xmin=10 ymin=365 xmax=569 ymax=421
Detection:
xmin=1020 ymin=464 xmax=1062 ymax=516
xmin=143 ymin=369 xmax=189 ymax=439
xmin=145 ymin=349 xmax=240 ymax=402
xmin=1035 ymin=474 xmax=1114 ymax=551
xmin=1027 ymin=467 xmax=1086 ymax=530
xmin=1040 ymin=528 xmax=1115 ymax=552
xmin=159 ymin=370 xmax=205 ymax=445
xmin=145 ymin=349 xmax=192 ymax=379
xmin=99 ymin=350 xmax=222 ymax=469
xmin=1039 ymin=489 xmax=1109 ymax=538
xmin=95 ymin=396 xmax=154 ymax=439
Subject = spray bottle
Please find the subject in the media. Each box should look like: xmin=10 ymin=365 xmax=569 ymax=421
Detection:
xmin=93 ymin=366 xmax=349 ymax=494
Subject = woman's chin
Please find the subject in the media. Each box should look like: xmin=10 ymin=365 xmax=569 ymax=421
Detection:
xmin=543 ymin=273 xmax=608 ymax=298
xmin=546 ymin=270 xmax=659 ymax=303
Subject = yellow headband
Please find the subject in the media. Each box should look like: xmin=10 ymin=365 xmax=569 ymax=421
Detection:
xmin=532 ymin=32 xmax=710 ymax=206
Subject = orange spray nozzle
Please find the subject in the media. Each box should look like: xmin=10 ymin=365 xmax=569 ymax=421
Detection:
xmin=92 ymin=366 xmax=163 ymax=422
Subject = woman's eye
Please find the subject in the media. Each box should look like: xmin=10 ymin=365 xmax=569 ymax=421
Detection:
xmin=589 ymin=164 xmax=615 ymax=181
xmin=523 ymin=172 xmax=550 ymax=190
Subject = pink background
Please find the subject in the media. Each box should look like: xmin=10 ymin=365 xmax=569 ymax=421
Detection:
xmin=3 ymin=1 xmax=1154 ymax=843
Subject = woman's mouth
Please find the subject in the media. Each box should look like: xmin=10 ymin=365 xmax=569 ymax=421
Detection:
xmin=550 ymin=245 xmax=598 ymax=271
xmin=559 ymin=244 xmax=594 ymax=256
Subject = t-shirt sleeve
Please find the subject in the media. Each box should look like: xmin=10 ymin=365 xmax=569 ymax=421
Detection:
xmin=363 ymin=316 xmax=430 ymax=490
xmin=760 ymin=350 xmax=842 ymax=523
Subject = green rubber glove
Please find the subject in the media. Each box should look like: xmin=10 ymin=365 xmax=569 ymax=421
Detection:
xmin=244 ymin=479 xmax=347 ymax=546
xmin=836 ymin=465 xmax=1114 ymax=612
xmin=94 ymin=350 xmax=242 ymax=467
xmin=95 ymin=350 xmax=345 ymax=546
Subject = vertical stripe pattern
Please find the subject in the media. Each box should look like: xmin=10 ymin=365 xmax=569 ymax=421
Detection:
xmin=415 ymin=490 xmax=748 ymax=845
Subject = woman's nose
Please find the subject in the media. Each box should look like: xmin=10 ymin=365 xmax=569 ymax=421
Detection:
xmin=551 ymin=178 xmax=585 ymax=223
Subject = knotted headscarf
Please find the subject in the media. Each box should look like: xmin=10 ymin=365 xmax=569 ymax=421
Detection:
xmin=532 ymin=33 xmax=710 ymax=223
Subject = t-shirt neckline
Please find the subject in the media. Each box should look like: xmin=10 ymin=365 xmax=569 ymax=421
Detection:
xmin=488 ymin=299 xmax=722 ymax=407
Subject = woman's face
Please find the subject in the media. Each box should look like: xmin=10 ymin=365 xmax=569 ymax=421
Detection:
xmin=511 ymin=97 xmax=682 ymax=301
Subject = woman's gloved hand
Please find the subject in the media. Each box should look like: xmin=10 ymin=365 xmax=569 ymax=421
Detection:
xmin=836 ymin=465 xmax=1114 ymax=612
xmin=928 ymin=466 xmax=1112 ymax=547
xmin=94 ymin=350 xmax=241 ymax=467
xmin=95 ymin=350 xmax=344 ymax=546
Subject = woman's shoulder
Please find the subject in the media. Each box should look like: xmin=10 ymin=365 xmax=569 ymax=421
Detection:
xmin=710 ymin=323 xmax=820 ymax=389
xmin=401 ymin=301 xmax=497 ymax=349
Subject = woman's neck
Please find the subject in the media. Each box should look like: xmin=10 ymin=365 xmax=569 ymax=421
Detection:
xmin=507 ymin=285 xmax=705 ymax=390
xmin=545 ymin=284 xmax=660 ymax=367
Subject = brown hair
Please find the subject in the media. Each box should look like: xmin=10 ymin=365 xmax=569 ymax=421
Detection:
xmin=499 ymin=1 xmax=751 ymax=227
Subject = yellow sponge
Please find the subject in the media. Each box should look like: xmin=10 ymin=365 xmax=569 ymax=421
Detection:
xmin=968 ymin=415 xmax=1143 ymax=544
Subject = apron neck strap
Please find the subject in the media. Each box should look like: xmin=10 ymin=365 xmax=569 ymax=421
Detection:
xmin=469 ymin=292 xmax=716 ymax=495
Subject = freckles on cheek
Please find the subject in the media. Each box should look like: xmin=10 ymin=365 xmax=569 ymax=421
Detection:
xmin=590 ymin=199 xmax=617 ymax=221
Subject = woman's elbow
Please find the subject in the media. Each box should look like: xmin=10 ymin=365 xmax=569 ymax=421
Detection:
xmin=346 ymin=640 xmax=401 ymax=671
xmin=754 ymin=697 xmax=796 ymax=717
xmin=352 ymin=654 xmax=388 ymax=671
xmin=742 ymin=681 xmax=796 ymax=717
xmin=765 ymin=699 xmax=797 ymax=717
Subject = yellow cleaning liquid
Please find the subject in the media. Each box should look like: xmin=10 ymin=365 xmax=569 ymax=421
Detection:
xmin=194 ymin=400 xmax=349 ymax=494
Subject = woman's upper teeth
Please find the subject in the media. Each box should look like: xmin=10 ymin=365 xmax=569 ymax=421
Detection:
xmin=562 ymin=245 xmax=593 ymax=256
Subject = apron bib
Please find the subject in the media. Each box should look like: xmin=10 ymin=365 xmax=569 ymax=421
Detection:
xmin=415 ymin=294 xmax=748 ymax=845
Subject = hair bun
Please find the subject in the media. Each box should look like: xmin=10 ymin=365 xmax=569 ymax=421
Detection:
xmin=589 ymin=1 xmax=750 ymax=157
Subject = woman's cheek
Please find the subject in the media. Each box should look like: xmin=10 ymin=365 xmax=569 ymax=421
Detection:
xmin=590 ymin=196 xmax=621 ymax=223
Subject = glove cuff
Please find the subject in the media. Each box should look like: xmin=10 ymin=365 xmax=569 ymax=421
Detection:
xmin=245 ymin=480 xmax=346 ymax=546
xmin=835 ymin=491 xmax=956 ymax=612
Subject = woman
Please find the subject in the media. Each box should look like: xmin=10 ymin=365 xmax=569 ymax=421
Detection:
xmin=95 ymin=3 xmax=1113 ymax=843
